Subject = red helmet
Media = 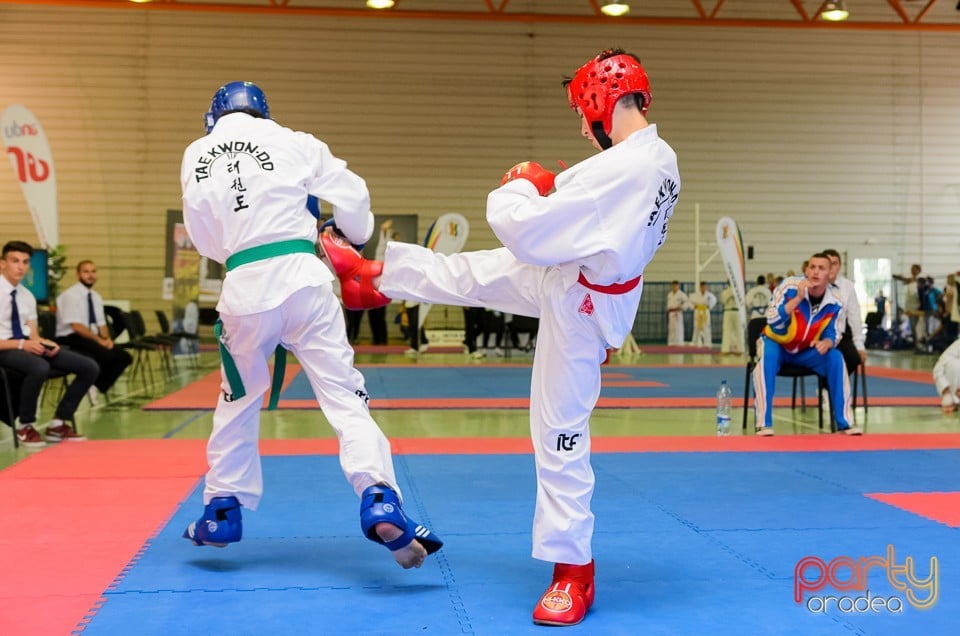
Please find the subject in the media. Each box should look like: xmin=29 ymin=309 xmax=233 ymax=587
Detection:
xmin=567 ymin=53 xmax=651 ymax=140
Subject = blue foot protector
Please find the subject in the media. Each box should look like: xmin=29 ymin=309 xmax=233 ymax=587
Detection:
xmin=183 ymin=496 xmax=243 ymax=547
xmin=360 ymin=485 xmax=443 ymax=554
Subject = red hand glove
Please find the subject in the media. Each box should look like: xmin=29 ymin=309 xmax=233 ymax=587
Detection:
xmin=500 ymin=161 xmax=556 ymax=196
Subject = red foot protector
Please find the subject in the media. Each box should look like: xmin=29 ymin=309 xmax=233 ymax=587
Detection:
xmin=318 ymin=228 xmax=391 ymax=310
xmin=532 ymin=560 xmax=595 ymax=626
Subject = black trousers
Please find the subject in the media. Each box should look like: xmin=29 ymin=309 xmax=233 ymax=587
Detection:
xmin=836 ymin=335 xmax=861 ymax=374
xmin=462 ymin=307 xmax=484 ymax=353
xmin=482 ymin=310 xmax=504 ymax=348
xmin=344 ymin=309 xmax=364 ymax=343
xmin=0 ymin=347 xmax=99 ymax=423
xmin=57 ymin=334 xmax=133 ymax=393
xmin=403 ymin=305 xmax=428 ymax=350
xmin=367 ymin=306 xmax=388 ymax=345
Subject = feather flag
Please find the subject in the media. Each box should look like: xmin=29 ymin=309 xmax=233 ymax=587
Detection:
xmin=2 ymin=105 xmax=58 ymax=248
xmin=716 ymin=216 xmax=747 ymax=335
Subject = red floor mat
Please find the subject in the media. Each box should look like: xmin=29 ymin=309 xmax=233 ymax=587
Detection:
xmin=0 ymin=441 xmax=208 ymax=635
xmin=866 ymin=491 xmax=960 ymax=528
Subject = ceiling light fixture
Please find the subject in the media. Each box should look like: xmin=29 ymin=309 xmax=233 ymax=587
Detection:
xmin=366 ymin=0 xmax=396 ymax=9
xmin=600 ymin=3 xmax=630 ymax=17
xmin=820 ymin=1 xmax=850 ymax=22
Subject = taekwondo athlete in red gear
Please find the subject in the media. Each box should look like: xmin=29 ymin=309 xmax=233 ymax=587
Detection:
xmin=318 ymin=49 xmax=681 ymax=626
xmin=179 ymin=81 xmax=441 ymax=568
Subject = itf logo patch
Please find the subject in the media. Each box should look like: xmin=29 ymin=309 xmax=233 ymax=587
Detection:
xmin=556 ymin=433 xmax=581 ymax=452
xmin=578 ymin=293 xmax=594 ymax=316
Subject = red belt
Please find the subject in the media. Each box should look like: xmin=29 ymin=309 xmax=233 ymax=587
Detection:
xmin=577 ymin=272 xmax=642 ymax=295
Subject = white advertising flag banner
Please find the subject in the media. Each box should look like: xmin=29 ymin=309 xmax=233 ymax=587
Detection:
xmin=2 ymin=104 xmax=58 ymax=247
xmin=716 ymin=216 xmax=747 ymax=334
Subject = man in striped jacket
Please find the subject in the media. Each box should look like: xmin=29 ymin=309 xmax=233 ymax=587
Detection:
xmin=752 ymin=252 xmax=862 ymax=436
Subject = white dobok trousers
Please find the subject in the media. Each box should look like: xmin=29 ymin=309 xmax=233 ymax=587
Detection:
xmin=206 ymin=283 xmax=398 ymax=510
xmin=381 ymin=243 xmax=643 ymax=565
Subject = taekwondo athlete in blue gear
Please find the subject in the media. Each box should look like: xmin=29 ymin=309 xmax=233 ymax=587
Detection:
xmin=180 ymin=80 xmax=441 ymax=568
xmin=752 ymin=253 xmax=862 ymax=436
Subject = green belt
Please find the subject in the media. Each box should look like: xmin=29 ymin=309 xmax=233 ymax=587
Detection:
xmin=225 ymin=239 xmax=316 ymax=272
xmin=218 ymin=239 xmax=314 ymax=409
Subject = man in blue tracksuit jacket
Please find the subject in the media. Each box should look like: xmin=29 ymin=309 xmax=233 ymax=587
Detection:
xmin=752 ymin=252 xmax=861 ymax=436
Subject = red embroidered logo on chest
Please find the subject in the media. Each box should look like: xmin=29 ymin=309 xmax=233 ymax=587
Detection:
xmin=578 ymin=293 xmax=594 ymax=316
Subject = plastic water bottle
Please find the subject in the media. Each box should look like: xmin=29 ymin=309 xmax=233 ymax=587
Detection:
xmin=716 ymin=379 xmax=732 ymax=436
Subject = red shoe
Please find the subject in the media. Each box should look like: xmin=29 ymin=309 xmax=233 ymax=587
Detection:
xmin=532 ymin=560 xmax=595 ymax=626
xmin=318 ymin=228 xmax=391 ymax=310
xmin=45 ymin=423 xmax=86 ymax=442
xmin=15 ymin=425 xmax=47 ymax=449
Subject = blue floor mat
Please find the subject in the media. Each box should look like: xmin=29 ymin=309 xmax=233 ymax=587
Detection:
xmin=279 ymin=366 xmax=932 ymax=401
xmin=81 ymin=452 xmax=959 ymax=635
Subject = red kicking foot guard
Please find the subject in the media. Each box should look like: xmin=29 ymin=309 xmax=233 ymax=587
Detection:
xmin=532 ymin=560 xmax=595 ymax=626
xmin=318 ymin=228 xmax=391 ymax=310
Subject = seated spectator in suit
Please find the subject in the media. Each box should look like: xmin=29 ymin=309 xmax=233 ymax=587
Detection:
xmin=751 ymin=253 xmax=861 ymax=436
xmin=55 ymin=260 xmax=132 ymax=398
xmin=934 ymin=338 xmax=960 ymax=414
xmin=0 ymin=241 xmax=99 ymax=447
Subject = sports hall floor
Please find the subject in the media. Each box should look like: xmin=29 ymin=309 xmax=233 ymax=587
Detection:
xmin=1 ymin=344 xmax=957 ymax=635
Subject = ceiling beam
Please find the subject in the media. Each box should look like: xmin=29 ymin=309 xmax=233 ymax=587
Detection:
xmin=0 ymin=0 xmax=957 ymax=32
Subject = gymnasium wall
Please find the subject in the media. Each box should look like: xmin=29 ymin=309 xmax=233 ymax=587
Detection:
xmin=1 ymin=5 xmax=958 ymax=327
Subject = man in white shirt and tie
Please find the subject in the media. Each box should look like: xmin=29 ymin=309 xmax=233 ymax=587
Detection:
xmin=0 ymin=240 xmax=98 ymax=447
xmin=55 ymin=260 xmax=132 ymax=399
xmin=822 ymin=250 xmax=866 ymax=373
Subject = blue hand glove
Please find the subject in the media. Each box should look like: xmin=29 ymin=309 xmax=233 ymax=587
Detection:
xmin=319 ymin=219 xmax=364 ymax=250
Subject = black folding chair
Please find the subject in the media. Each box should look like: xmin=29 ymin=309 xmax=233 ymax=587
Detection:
xmin=156 ymin=309 xmax=201 ymax=369
xmin=502 ymin=315 xmax=538 ymax=359
xmin=1 ymin=366 xmax=22 ymax=448
xmin=799 ymin=323 xmax=867 ymax=418
xmin=842 ymin=324 xmax=869 ymax=413
xmin=117 ymin=311 xmax=162 ymax=392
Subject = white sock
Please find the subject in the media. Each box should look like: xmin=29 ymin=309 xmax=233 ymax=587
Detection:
xmin=48 ymin=419 xmax=64 ymax=428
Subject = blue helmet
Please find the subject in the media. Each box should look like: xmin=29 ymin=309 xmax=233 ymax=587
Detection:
xmin=204 ymin=81 xmax=270 ymax=132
